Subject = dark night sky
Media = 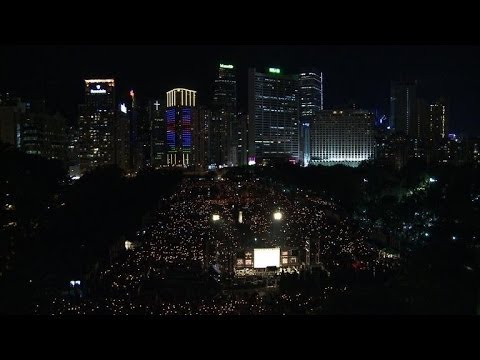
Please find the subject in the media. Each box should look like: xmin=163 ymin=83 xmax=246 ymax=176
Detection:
xmin=1 ymin=45 xmax=479 ymax=135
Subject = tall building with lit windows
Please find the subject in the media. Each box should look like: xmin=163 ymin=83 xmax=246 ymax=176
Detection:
xmin=115 ymin=101 xmax=131 ymax=172
xmin=390 ymin=80 xmax=417 ymax=137
xmin=211 ymin=63 xmax=237 ymax=167
xmin=236 ymin=113 xmax=249 ymax=166
xmin=420 ymin=98 xmax=449 ymax=163
xmin=428 ymin=98 xmax=448 ymax=143
xmin=149 ymin=99 xmax=166 ymax=168
xmin=310 ymin=109 xmax=375 ymax=167
xmin=165 ymin=88 xmax=196 ymax=167
xmin=299 ymin=69 xmax=323 ymax=166
xmin=195 ymin=106 xmax=210 ymax=169
xmin=78 ymin=79 xmax=115 ymax=174
xmin=248 ymin=67 xmax=299 ymax=164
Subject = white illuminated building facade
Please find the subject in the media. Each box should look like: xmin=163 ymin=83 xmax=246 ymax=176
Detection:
xmin=165 ymin=88 xmax=197 ymax=167
xmin=310 ymin=109 xmax=375 ymax=167
xmin=79 ymin=79 xmax=116 ymax=174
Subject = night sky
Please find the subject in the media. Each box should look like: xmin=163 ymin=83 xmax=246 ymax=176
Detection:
xmin=1 ymin=45 xmax=479 ymax=135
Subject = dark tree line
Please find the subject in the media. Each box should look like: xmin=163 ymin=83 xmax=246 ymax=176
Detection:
xmin=0 ymin=145 xmax=182 ymax=313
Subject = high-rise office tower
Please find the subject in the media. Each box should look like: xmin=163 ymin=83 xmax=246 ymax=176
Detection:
xmin=2 ymin=96 xmax=68 ymax=161
xmin=422 ymin=98 xmax=449 ymax=163
xmin=211 ymin=63 xmax=237 ymax=167
xmin=236 ymin=113 xmax=249 ymax=166
xmin=17 ymin=99 xmax=67 ymax=161
xmin=0 ymin=93 xmax=24 ymax=147
xmin=126 ymin=90 xmax=148 ymax=172
xmin=115 ymin=101 xmax=131 ymax=172
xmin=416 ymin=98 xmax=429 ymax=140
xmin=299 ymin=70 xmax=323 ymax=166
xmin=128 ymin=91 xmax=150 ymax=170
xmin=23 ymin=116 xmax=67 ymax=161
xmin=66 ymin=125 xmax=80 ymax=177
xmin=248 ymin=67 xmax=299 ymax=164
xmin=381 ymin=132 xmax=412 ymax=170
xmin=165 ymin=88 xmax=196 ymax=167
xmin=149 ymin=99 xmax=166 ymax=168
xmin=19 ymin=99 xmax=47 ymax=156
xmin=310 ymin=109 xmax=375 ymax=167
xmin=428 ymin=98 xmax=448 ymax=143
xmin=78 ymin=79 xmax=115 ymax=174
xmin=195 ymin=106 xmax=210 ymax=169
xmin=390 ymin=80 xmax=417 ymax=137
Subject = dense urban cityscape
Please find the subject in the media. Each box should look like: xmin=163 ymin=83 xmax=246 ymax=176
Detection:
xmin=0 ymin=46 xmax=479 ymax=315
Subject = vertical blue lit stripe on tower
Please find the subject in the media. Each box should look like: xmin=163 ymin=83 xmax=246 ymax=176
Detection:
xmin=166 ymin=108 xmax=176 ymax=152
xmin=182 ymin=108 xmax=192 ymax=152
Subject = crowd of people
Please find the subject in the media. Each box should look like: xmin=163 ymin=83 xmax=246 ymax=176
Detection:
xmin=37 ymin=174 xmax=399 ymax=315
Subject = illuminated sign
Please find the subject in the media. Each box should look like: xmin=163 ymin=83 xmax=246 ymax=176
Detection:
xmin=220 ymin=64 xmax=234 ymax=69
xmin=166 ymin=109 xmax=176 ymax=152
xmin=182 ymin=108 xmax=192 ymax=150
xmin=90 ymin=89 xmax=106 ymax=94
xmin=120 ymin=103 xmax=127 ymax=114
xmin=85 ymin=79 xmax=114 ymax=84
xmin=269 ymin=68 xmax=281 ymax=74
xmin=254 ymin=248 xmax=280 ymax=268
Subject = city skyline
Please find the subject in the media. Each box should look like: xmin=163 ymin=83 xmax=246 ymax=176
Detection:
xmin=1 ymin=44 xmax=480 ymax=315
xmin=1 ymin=45 xmax=480 ymax=135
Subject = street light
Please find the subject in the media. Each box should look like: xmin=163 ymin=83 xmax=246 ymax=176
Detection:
xmin=273 ymin=211 xmax=282 ymax=221
xmin=212 ymin=214 xmax=220 ymax=221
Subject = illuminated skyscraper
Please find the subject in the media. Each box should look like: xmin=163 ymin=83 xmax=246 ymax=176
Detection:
xmin=299 ymin=70 xmax=323 ymax=116
xmin=311 ymin=109 xmax=375 ymax=167
xmin=236 ymin=113 xmax=249 ymax=166
xmin=390 ymin=80 xmax=417 ymax=137
xmin=428 ymin=98 xmax=448 ymax=143
xmin=78 ymin=79 xmax=115 ymax=174
xmin=299 ymin=69 xmax=323 ymax=166
xmin=195 ymin=106 xmax=210 ymax=169
xmin=149 ymin=99 xmax=166 ymax=168
xmin=115 ymin=101 xmax=131 ymax=172
xmin=420 ymin=98 xmax=449 ymax=163
xmin=248 ymin=67 xmax=299 ymax=164
xmin=165 ymin=88 xmax=196 ymax=167
xmin=211 ymin=63 xmax=237 ymax=167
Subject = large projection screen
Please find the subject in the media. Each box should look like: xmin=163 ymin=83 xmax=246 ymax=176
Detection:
xmin=254 ymin=248 xmax=280 ymax=268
